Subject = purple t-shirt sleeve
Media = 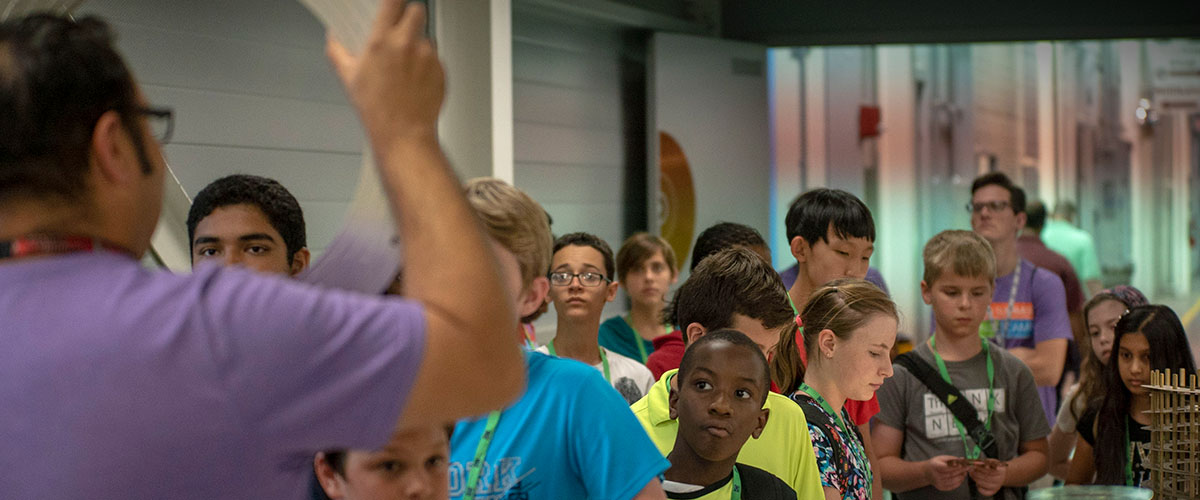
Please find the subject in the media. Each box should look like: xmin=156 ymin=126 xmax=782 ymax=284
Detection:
xmin=1031 ymin=268 xmax=1071 ymax=344
xmin=191 ymin=265 xmax=426 ymax=458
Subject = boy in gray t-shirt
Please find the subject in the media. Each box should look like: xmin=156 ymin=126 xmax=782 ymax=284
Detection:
xmin=874 ymin=231 xmax=1050 ymax=500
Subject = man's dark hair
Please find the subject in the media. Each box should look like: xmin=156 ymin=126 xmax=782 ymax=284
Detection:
xmin=186 ymin=174 xmax=307 ymax=265
xmin=1053 ymin=200 xmax=1077 ymax=221
xmin=970 ymin=172 xmax=1026 ymax=214
xmin=785 ymin=188 xmax=875 ymax=248
xmin=1025 ymin=200 xmax=1047 ymax=231
xmin=667 ymin=247 xmax=793 ymax=342
xmin=1 ymin=14 xmax=147 ymax=204
xmin=690 ymin=222 xmax=767 ymax=271
xmin=553 ymin=232 xmax=615 ymax=280
xmin=678 ymin=328 xmax=771 ymax=404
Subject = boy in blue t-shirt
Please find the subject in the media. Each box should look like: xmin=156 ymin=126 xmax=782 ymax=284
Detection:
xmin=449 ymin=179 xmax=669 ymax=499
xmin=662 ymin=329 xmax=795 ymax=500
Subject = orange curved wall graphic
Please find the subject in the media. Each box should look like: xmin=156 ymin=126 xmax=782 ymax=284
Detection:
xmin=659 ymin=131 xmax=696 ymax=268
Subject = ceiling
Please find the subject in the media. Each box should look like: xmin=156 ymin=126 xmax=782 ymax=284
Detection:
xmin=719 ymin=0 xmax=1200 ymax=46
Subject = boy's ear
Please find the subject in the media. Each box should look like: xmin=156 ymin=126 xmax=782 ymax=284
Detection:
xmin=313 ymin=453 xmax=346 ymax=499
xmin=789 ymin=236 xmax=809 ymax=264
xmin=518 ymin=276 xmax=551 ymax=318
xmin=685 ymin=322 xmax=707 ymax=344
xmin=288 ymin=248 xmax=312 ymax=277
xmin=604 ymin=279 xmax=619 ymax=302
xmin=668 ymin=386 xmax=680 ymax=420
xmin=1015 ymin=211 xmax=1027 ymax=232
xmin=750 ymin=407 xmax=769 ymax=439
xmin=920 ymin=280 xmax=933 ymax=305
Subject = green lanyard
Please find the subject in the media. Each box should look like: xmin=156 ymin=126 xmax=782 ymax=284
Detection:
xmin=788 ymin=294 xmax=799 ymax=316
xmin=1124 ymin=419 xmax=1134 ymax=486
xmin=928 ymin=336 xmax=995 ymax=459
xmin=462 ymin=410 xmax=502 ymax=500
xmin=729 ymin=466 xmax=742 ymax=500
xmin=548 ymin=340 xmax=611 ymax=383
xmin=624 ymin=315 xmax=669 ymax=364
xmin=797 ymin=383 xmax=872 ymax=498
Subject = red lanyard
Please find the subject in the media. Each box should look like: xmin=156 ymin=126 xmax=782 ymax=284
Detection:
xmin=0 ymin=234 xmax=136 ymax=261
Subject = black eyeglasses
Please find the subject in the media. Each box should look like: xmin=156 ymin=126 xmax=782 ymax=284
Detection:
xmin=136 ymin=107 xmax=175 ymax=144
xmin=966 ymin=200 xmax=1011 ymax=214
xmin=548 ymin=271 xmax=609 ymax=287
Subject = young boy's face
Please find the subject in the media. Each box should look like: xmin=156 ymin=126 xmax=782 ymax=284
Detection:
xmin=669 ymin=340 xmax=769 ymax=463
xmin=191 ymin=203 xmax=307 ymax=276
xmin=622 ymin=249 xmax=676 ymax=306
xmin=794 ymin=223 xmax=873 ymax=289
xmin=549 ymin=244 xmax=618 ymax=321
xmin=315 ymin=426 xmax=450 ymax=500
xmin=921 ymin=270 xmax=994 ymax=339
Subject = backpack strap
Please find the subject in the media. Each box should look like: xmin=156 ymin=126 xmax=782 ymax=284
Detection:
xmin=894 ymin=352 xmax=999 ymax=458
xmin=797 ymin=398 xmax=849 ymax=482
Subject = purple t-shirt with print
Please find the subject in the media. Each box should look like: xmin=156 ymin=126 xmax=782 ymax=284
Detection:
xmin=990 ymin=259 xmax=1071 ymax=426
xmin=0 ymin=252 xmax=426 ymax=499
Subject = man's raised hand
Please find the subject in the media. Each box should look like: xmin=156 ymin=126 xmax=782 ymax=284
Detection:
xmin=327 ymin=0 xmax=444 ymax=148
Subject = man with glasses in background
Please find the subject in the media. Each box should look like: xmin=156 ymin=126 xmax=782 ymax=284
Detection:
xmin=968 ymin=172 xmax=1071 ymax=427
xmin=540 ymin=232 xmax=656 ymax=404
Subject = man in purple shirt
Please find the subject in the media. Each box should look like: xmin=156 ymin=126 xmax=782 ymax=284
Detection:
xmin=969 ymin=173 xmax=1071 ymax=426
xmin=0 ymin=3 xmax=524 ymax=498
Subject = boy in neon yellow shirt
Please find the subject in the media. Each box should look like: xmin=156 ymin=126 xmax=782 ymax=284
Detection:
xmin=631 ymin=247 xmax=823 ymax=500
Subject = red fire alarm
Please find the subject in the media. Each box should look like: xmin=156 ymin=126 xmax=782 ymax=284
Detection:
xmin=859 ymin=105 xmax=881 ymax=140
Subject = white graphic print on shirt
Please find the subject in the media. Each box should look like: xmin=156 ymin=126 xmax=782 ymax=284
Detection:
xmin=923 ymin=388 xmax=1007 ymax=439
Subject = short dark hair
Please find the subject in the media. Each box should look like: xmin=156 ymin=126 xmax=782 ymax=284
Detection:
xmin=553 ymin=232 xmax=615 ymax=280
xmin=678 ymin=328 xmax=771 ymax=404
xmin=321 ymin=424 xmax=455 ymax=477
xmin=1053 ymin=200 xmax=1077 ymax=221
xmin=785 ymin=188 xmax=875 ymax=247
xmin=186 ymin=174 xmax=307 ymax=265
xmin=690 ymin=222 xmax=767 ymax=271
xmin=1025 ymin=200 xmax=1047 ymax=231
xmin=1 ymin=14 xmax=144 ymax=204
xmin=970 ymin=172 xmax=1026 ymax=214
xmin=667 ymin=247 xmax=793 ymax=341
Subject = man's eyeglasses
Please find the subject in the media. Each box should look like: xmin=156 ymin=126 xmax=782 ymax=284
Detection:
xmin=548 ymin=271 xmax=609 ymax=287
xmin=966 ymin=200 xmax=1011 ymax=214
xmin=136 ymin=107 xmax=174 ymax=144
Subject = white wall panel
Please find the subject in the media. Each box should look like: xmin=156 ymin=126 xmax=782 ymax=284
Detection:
xmin=514 ymin=82 xmax=622 ymax=130
xmin=143 ymin=86 xmax=362 ymax=153
xmin=513 ymin=123 xmax=623 ymax=167
xmin=165 ymin=146 xmax=361 ymax=202
xmin=113 ymin=23 xmax=346 ymax=104
xmin=82 ymin=0 xmax=364 ymax=259
xmin=512 ymin=12 xmax=632 ymax=340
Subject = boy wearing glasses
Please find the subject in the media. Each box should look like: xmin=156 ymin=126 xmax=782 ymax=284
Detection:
xmin=542 ymin=232 xmax=656 ymax=404
xmin=968 ymin=172 xmax=1070 ymax=426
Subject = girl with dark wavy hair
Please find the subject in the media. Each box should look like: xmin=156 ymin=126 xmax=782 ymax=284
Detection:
xmin=1046 ymin=286 xmax=1147 ymax=479
xmin=1066 ymin=304 xmax=1196 ymax=487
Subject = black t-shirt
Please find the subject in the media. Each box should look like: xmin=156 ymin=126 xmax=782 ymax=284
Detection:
xmin=665 ymin=463 xmax=797 ymax=500
xmin=1078 ymin=407 xmax=1151 ymax=487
